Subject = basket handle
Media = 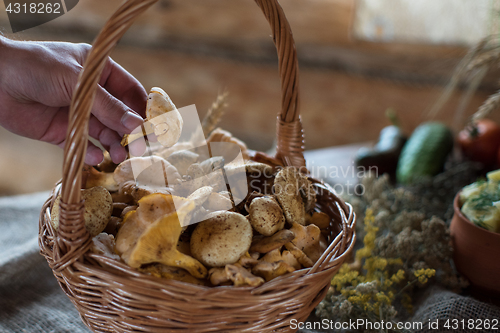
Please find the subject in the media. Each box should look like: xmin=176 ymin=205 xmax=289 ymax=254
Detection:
xmin=55 ymin=0 xmax=304 ymax=268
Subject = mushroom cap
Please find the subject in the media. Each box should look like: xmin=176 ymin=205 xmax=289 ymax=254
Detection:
xmin=206 ymin=128 xmax=250 ymax=161
xmin=225 ymin=263 xmax=264 ymax=287
xmin=208 ymin=267 xmax=231 ymax=286
xmin=274 ymin=167 xmax=306 ymax=225
xmin=83 ymin=187 xmax=113 ymax=237
xmin=190 ymin=211 xmax=252 ymax=267
xmin=248 ymin=196 xmax=285 ymax=236
xmin=307 ymin=212 xmax=331 ymax=230
xmin=139 ymin=264 xmax=207 ymax=286
xmin=85 ymin=167 xmax=118 ymax=192
xmin=183 ymin=186 xmax=214 ymax=227
xmin=114 ymin=156 xmax=181 ymax=187
xmin=281 ymin=250 xmax=301 ymax=270
xmin=90 ymin=233 xmax=121 ymax=260
xmin=299 ymin=175 xmax=317 ymax=213
xmin=187 ymin=186 xmax=213 ymax=207
xmin=203 ymin=192 xmax=233 ymax=212
xmin=155 ymin=142 xmax=195 ymax=161
xmin=249 ymin=229 xmax=295 ymax=254
xmin=147 ymin=87 xmax=183 ymax=148
xmin=119 ymin=180 xmax=173 ymax=203
xmin=250 ymin=248 xmax=296 ymax=281
xmin=124 ymin=209 xmax=208 ymax=279
xmin=50 ymin=186 xmax=113 ymax=237
xmin=115 ymin=193 xmax=184 ymax=255
xmin=166 ymin=150 xmax=199 ymax=176
xmin=252 ymin=260 xmax=294 ymax=282
xmin=289 ymin=222 xmax=322 ymax=263
xmin=284 ymin=242 xmax=314 ymax=268
xmin=243 ymin=162 xmax=275 ymax=177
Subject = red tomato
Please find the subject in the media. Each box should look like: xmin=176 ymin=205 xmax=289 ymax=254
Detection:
xmin=458 ymin=119 xmax=500 ymax=166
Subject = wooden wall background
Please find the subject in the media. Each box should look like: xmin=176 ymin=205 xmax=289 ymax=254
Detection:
xmin=0 ymin=0 xmax=497 ymax=195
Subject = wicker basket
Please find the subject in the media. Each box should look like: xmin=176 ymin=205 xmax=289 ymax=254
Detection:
xmin=38 ymin=0 xmax=356 ymax=332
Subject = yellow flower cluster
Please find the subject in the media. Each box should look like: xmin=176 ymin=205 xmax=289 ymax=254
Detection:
xmin=414 ymin=268 xmax=436 ymax=284
xmin=331 ymin=265 xmax=360 ymax=291
xmin=355 ymin=209 xmax=378 ymax=261
xmin=328 ymin=209 xmax=435 ymax=320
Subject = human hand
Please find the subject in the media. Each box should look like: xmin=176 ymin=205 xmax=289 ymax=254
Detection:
xmin=0 ymin=36 xmax=147 ymax=165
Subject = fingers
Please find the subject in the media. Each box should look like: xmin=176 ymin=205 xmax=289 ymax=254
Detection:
xmin=85 ymin=141 xmax=105 ymax=166
xmin=88 ymin=115 xmax=128 ymax=164
xmin=57 ymin=137 xmax=104 ymax=166
xmin=100 ymin=57 xmax=148 ymax=117
xmin=73 ymin=43 xmax=147 ymax=117
xmin=92 ymin=85 xmax=144 ymax=135
xmin=52 ymin=114 xmax=128 ymax=166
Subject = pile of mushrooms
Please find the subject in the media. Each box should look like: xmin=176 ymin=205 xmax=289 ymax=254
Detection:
xmin=51 ymin=87 xmax=331 ymax=287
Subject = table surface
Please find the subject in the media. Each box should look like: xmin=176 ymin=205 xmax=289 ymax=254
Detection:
xmin=1 ymin=145 xmax=500 ymax=333
xmin=305 ymin=142 xmax=370 ymax=186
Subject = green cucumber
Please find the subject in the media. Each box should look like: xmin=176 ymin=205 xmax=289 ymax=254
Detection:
xmin=396 ymin=122 xmax=453 ymax=184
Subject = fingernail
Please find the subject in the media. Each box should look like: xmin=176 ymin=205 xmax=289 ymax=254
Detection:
xmin=121 ymin=111 xmax=144 ymax=132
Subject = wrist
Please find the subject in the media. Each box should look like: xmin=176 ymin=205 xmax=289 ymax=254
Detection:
xmin=0 ymin=36 xmax=13 ymax=83
xmin=0 ymin=36 xmax=7 ymax=92
xmin=0 ymin=35 xmax=11 ymax=55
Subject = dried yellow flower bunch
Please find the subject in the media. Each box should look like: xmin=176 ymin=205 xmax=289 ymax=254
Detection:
xmin=317 ymin=172 xmax=469 ymax=330
xmin=317 ymin=210 xmax=435 ymax=327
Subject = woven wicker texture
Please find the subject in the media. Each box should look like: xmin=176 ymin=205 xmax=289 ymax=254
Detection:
xmin=38 ymin=0 xmax=356 ymax=332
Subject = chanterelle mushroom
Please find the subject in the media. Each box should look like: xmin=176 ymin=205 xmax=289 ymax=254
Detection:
xmin=252 ymin=254 xmax=295 ymax=282
xmin=284 ymin=242 xmax=314 ymax=268
xmin=119 ymin=180 xmax=173 ymax=202
xmin=85 ymin=166 xmax=118 ymax=192
xmin=115 ymin=193 xmax=186 ymax=257
xmin=306 ymin=212 xmax=330 ymax=231
xmin=208 ymin=267 xmax=231 ymax=286
xmin=225 ymin=263 xmax=265 ymax=287
xmin=274 ymin=167 xmax=306 ymax=225
xmin=121 ymin=87 xmax=183 ymax=148
xmin=147 ymin=87 xmax=183 ymax=147
xmin=248 ymin=196 xmax=285 ymax=236
xmin=190 ymin=211 xmax=253 ymax=267
xmin=139 ymin=264 xmax=206 ymax=286
xmin=288 ymin=222 xmax=323 ymax=263
xmin=123 ymin=210 xmax=208 ymax=279
xmin=207 ymin=263 xmax=264 ymax=287
xmin=249 ymin=229 xmax=295 ymax=254
xmin=115 ymin=193 xmax=207 ymax=278
xmin=51 ymin=186 xmax=113 ymax=237
xmin=90 ymin=233 xmax=121 ymax=261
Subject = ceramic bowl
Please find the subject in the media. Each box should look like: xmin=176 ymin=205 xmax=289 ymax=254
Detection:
xmin=450 ymin=192 xmax=500 ymax=295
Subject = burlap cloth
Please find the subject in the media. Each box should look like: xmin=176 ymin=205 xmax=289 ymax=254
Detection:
xmin=1 ymin=192 xmax=499 ymax=333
